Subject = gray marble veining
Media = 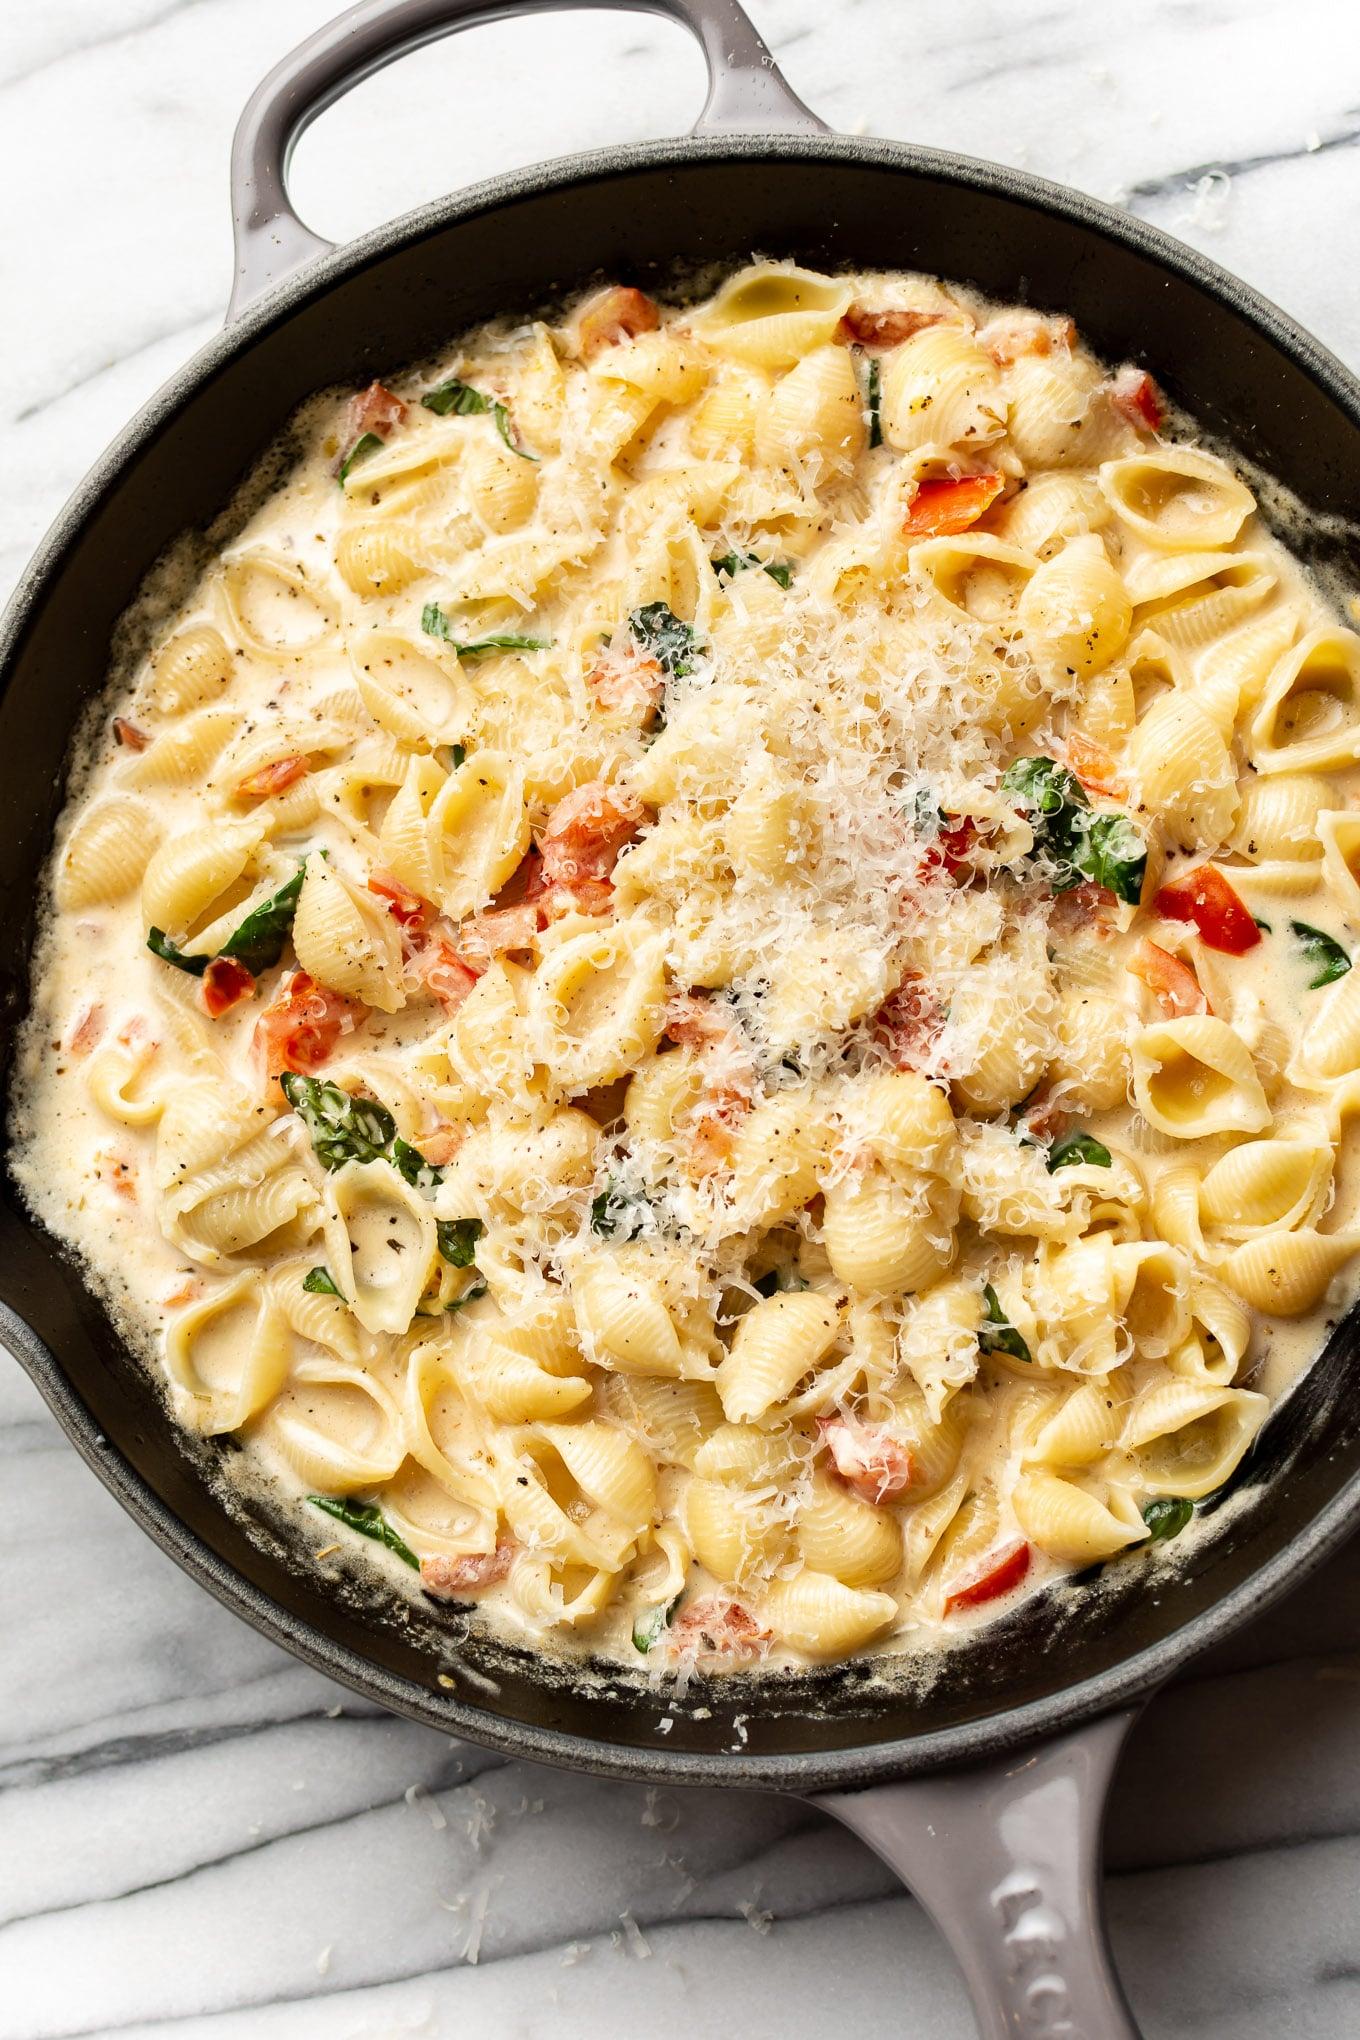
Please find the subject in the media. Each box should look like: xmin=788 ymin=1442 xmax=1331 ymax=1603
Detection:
xmin=4 ymin=0 xmax=1360 ymax=2032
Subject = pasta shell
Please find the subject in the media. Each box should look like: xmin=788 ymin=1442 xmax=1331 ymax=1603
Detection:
xmin=1099 ymin=448 xmax=1254 ymax=550
xmin=57 ymin=797 xmax=162 ymax=910
xmin=716 ymin=1290 xmax=840 ymax=1422
xmin=151 ymin=624 xmax=234 ymax=715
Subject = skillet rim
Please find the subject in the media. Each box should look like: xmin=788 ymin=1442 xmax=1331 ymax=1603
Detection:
xmin=4 ymin=128 xmax=1360 ymax=1791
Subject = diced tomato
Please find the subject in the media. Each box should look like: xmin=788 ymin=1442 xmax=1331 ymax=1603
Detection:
xmin=96 ymin=1150 xmax=138 ymax=1204
xmin=65 ymin=1002 xmax=106 ymax=1056
xmin=1129 ymin=939 xmax=1210 ymax=1019
xmin=549 ymin=877 xmax=615 ymax=918
xmin=346 ymin=379 xmax=407 ymax=442
xmin=903 ymin=472 xmax=1006 ymax=539
xmin=199 ymin=956 xmax=257 ymax=1018
xmin=368 ymin=871 xmax=430 ymax=931
xmin=871 ymin=976 xmax=947 ymax=1072
xmin=160 ymin=1274 xmax=202 ymax=1309
xmin=577 ymin=286 xmax=660 ymax=358
xmin=819 ymin=1417 xmax=915 ymax=1504
xmin=538 ymin=782 xmax=647 ymax=886
xmin=920 ymin=812 xmax=978 ymax=879
xmin=838 ymin=304 xmax=945 ymax=349
xmin=113 ymin=716 xmax=149 ymax=751
xmin=668 ymin=1596 xmax=771 ymax=1665
xmin=458 ymin=902 xmax=541 ymax=969
xmin=1109 ymin=365 xmax=1165 ymax=433
xmin=945 ymin=1540 xmax=1031 ymax=1615
xmin=664 ymin=991 xmax=739 ymax=1055
xmin=235 ymin=752 xmax=309 ymax=801
xmin=587 ymin=651 xmax=666 ymax=723
xmin=256 ymin=970 xmax=364 ymax=1082
xmin=418 ymin=941 xmax=480 ymax=1016
xmin=1049 ymin=880 xmax=1118 ymax=941
xmin=1065 ymin=731 xmax=1129 ymax=801
xmin=1155 ymin=866 xmax=1261 ymax=956
xmin=420 ymin=1542 xmax=515 ymax=1598
xmin=977 ymin=311 xmax=1076 ymax=365
xmin=1014 ymin=1086 xmax=1070 ymax=1148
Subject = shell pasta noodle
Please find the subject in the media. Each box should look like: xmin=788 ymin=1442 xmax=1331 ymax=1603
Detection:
xmin=17 ymin=260 xmax=1360 ymax=1679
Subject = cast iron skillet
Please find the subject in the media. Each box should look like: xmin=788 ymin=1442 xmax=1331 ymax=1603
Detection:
xmin=4 ymin=3 xmax=1360 ymax=2031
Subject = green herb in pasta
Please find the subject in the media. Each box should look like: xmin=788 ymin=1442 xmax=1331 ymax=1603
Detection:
xmin=866 ymin=355 xmax=883 ymax=449
xmin=1291 ymin=919 xmax=1352 ymax=988
xmin=1140 ymin=1496 xmax=1194 ymax=1543
xmin=337 ymin=431 xmax=385 ymax=484
xmin=279 ymin=1073 xmax=447 ymax=1192
xmin=302 ymin=1266 xmax=342 ymax=1297
xmin=1001 ymin=755 xmax=1146 ymax=904
xmin=627 ymin=602 xmax=703 ymax=678
xmin=1047 ymin=1132 xmax=1113 ymax=1173
xmin=632 ymin=1594 xmax=682 ymax=1653
xmin=436 ymin=1217 xmax=483 ymax=1267
xmin=712 ymin=552 xmax=794 ymax=590
xmin=147 ymin=865 xmax=306 ymax=980
xmin=419 ymin=376 xmax=537 ymax=459
xmin=420 ymin=603 xmax=552 ymax=657
xmin=978 ymin=1283 xmax=1032 ymax=1364
xmin=307 ymin=1495 xmax=419 ymax=1569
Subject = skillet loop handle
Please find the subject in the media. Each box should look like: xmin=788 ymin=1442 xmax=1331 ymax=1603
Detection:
xmin=813 ymin=1710 xmax=1144 ymax=2040
xmin=228 ymin=0 xmax=827 ymax=320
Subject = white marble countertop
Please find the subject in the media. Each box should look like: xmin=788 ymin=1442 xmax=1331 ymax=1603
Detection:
xmin=4 ymin=1 xmax=1360 ymax=2033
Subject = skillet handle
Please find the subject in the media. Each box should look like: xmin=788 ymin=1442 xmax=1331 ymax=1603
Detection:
xmin=813 ymin=1709 xmax=1144 ymax=2040
xmin=228 ymin=0 xmax=827 ymax=320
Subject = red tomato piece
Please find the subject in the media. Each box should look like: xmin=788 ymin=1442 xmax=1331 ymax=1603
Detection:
xmin=346 ymin=379 xmax=407 ymax=441
xmin=668 ymin=1596 xmax=771 ymax=1665
xmin=419 ymin=942 xmax=481 ymax=1015
xmin=1065 ymin=731 xmax=1129 ymax=801
xmin=838 ymin=304 xmax=944 ymax=349
xmin=1110 ymin=365 xmax=1165 ymax=433
xmin=112 ymin=716 xmax=149 ymax=751
xmin=539 ymin=782 xmax=647 ymax=886
xmin=368 ymin=871 xmax=430 ymax=931
xmin=257 ymin=971 xmax=364 ymax=1081
xmin=577 ymin=286 xmax=660 ymax=358
xmin=420 ymin=1543 xmax=515 ymax=1598
xmin=587 ymin=651 xmax=666 ymax=722
xmin=65 ymin=1002 xmax=106 ymax=1056
xmin=977 ymin=311 xmax=1076 ymax=365
xmin=870 ymin=976 xmax=947 ymax=1072
xmin=903 ymin=472 xmax=1005 ymax=538
xmin=945 ymin=1540 xmax=1031 ymax=1615
xmin=1129 ymin=939 xmax=1210 ymax=1019
xmin=819 ymin=1417 xmax=914 ymax=1504
xmin=457 ymin=902 xmax=541 ymax=969
xmin=236 ymin=752 xmax=309 ymax=801
xmin=1155 ymin=866 xmax=1261 ymax=956
xmin=199 ymin=955 xmax=257 ymax=1018
xmin=664 ymin=991 xmax=739 ymax=1055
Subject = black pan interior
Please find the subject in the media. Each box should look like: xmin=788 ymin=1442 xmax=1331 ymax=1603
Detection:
xmin=4 ymin=139 xmax=1360 ymax=1785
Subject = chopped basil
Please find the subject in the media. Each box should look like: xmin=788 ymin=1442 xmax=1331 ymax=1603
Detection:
xmin=1140 ymin=1496 xmax=1194 ymax=1543
xmin=1047 ymin=1131 xmax=1113 ymax=1173
xmin=280 ymin=1072 xmax=445 ymax=1192
xmin=436 ymin=1217 xmax=483 ymax=1267
xmin=712 ymin=551 xmax=794 ymax=590
xmin=1290 ymin=919 xmax=1352 ymax=988
xmin=866 ymin=355 xmax=883 ymax=449
xmin=337 ymin=431 xmax=384 ymax=485
xmin=627 ymin=602 xmax=703 ymax=679
xmin=307 ymin=1495 xmax=419 ymax=1569
xmin=148 ymin=863 xmax=306 ymax=981
xmin=302 ymin=1266 xmax=342 ymax=1297
xmin=420 ymin=603 xmax=552 ymax=657
xmin=218 ymin=867 xmax=306 ymax=976
xmin=978 ymin=1282 xmax=1032 ymax=1364
xmin=590 ymin=1179 xmax=651 ymax=1240
xmin=420 ymin=377 xmax=536 ymax=460
xmin=1001 ymin=755 xmax=1146 ymax=905
xmin=1253 ymin=916 xmax=1272 ymax=933
xmin=632 ymin=1593 xmax=681 ymax=1654
xmin=146 ymin=927 xmax=210 ymax=977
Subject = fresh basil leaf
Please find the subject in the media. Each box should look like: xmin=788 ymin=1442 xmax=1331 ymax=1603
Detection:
xmin=1290 ymin=919 xmax=1352 ymax=989
xmin=450 ymin=743 xmax=466 ymax=769
xmin=590 ymin=1179 xmax=652 ymax=1240
xmin=632 ymin=1593 xmax=682 ymax=1654
xmin=391 ymin=1138 xmax=446 ymax=1192
xmin=421 ymin=377 xmax=494 ymax=417
xmin=280 ymin=1072 xmax=398 ymax=1171
xmin=866 ymin=356 xmax=883 ymax=450
xmin=419 ymin=603 xmax=551 ymax=657
xmin=1001 ymin=755 xmax=1088 ymax=827
xmin=1253 ymin=916 xmax=1272 ymax=933
xmin=436 ymin=1217 xmax=483 ymax=1267
xmin=712 ymin=551 xmax=793 ymax=590
xmin=219 ymin=867 xmax=306 ymax=976
xmin=1077 ymin=811 xmax=1147 ymax=905
xmin=302 ymin=1266 xmax=342 ymax=1297
xmin=978 ymin=1282 xmax=1032 ymax=1364
xmin=627 ymin=602 xmax=702 ymax=679
xmin=338 ymin=431 xmax=384 ymax=485
xmin=307 ymin=1495 xmax=419 ymax=1569
xmin=1047 ymin=1132 xmax=1113 ymax=1173
xmin=1140 ymin=1496 xmax=1193 ymax=1543
xmin=420 ymin=378 xmax=536 ymax=459
xmin=146 ymin=926 xmax=210 ymax=977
